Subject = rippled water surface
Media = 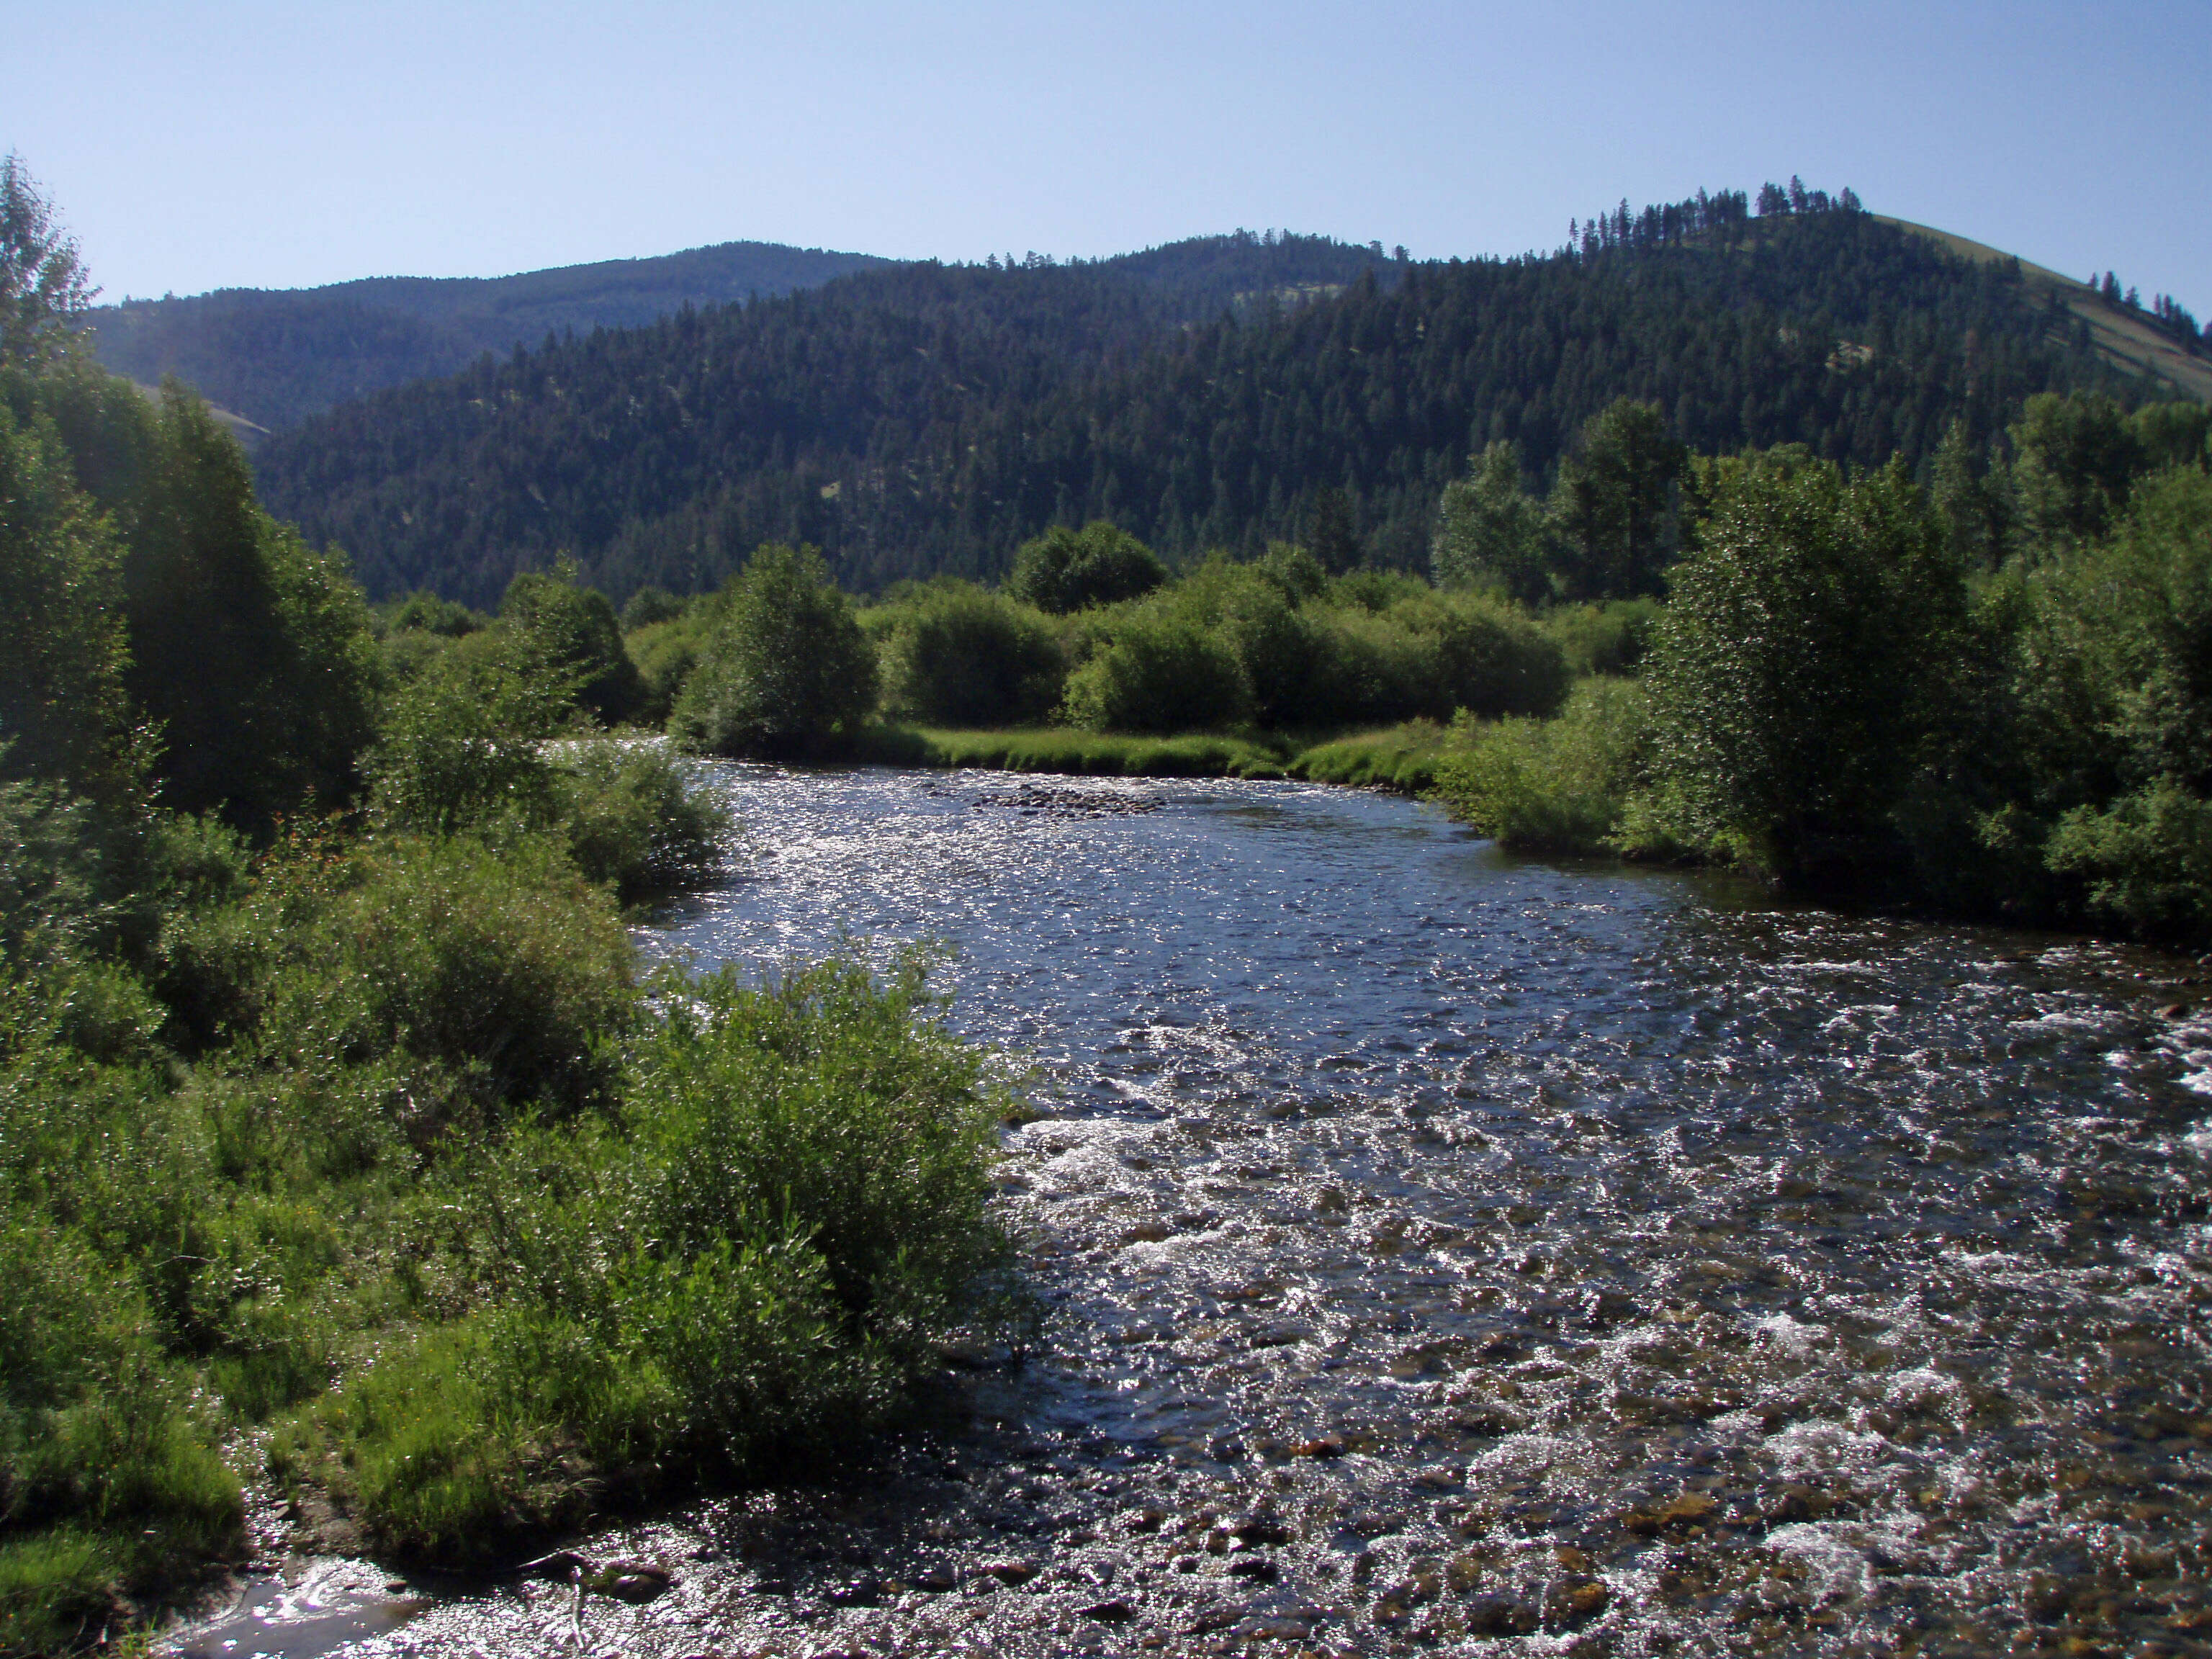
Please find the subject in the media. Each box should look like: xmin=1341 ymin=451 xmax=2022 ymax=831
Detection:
xmin=181 ymin=766 xmax=2212 ymax=1658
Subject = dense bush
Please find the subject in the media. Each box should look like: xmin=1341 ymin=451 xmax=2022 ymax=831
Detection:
xmin=367 ymin=632 xmax=573 ymax=840
xmin=300 ymin=950 xmax=1018 ymax=1559
xmin=1650 ymin=451 xmax=1962 ymax=880
xmin=1545 ymin=598 xmax=1660 ymax=677
xmin=1005 ymin=521 xmax=1167 ymax=613
xmin=0 ymin=1223 xmax=241 ymax=1653
xmin=871 ymin=580 xmax=1064 ymax=726
xmin=624 ymin=609 xmax=711 ymax=725
xmin=499 ymin=563 xmax=644 ymax=725
xmin=0 ymin=399 xmax=135 ymax=801
xmin=30 ymin=369 xmax=385 ymax=826
xmin=1062 ymin=611 xmax=1250 ymax=733
xmin=1434 ymin=678 xmax=1673 ymax=856
xmin=552 ymin=740 xmax=729 ymax=899
xmin=261 ymin=835 xmax=637 ymax=1125
xmin=672 ymin=544 xmax=878 ymax=758
xmin=2024 ymin=466 xmax=2212 ymax=934
xmin=1051 ymin=557 xmax=1569 ymax=736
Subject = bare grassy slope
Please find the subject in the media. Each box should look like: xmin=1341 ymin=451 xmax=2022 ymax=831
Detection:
xmin=1876 ymin=215 xmax=2211 ymax=403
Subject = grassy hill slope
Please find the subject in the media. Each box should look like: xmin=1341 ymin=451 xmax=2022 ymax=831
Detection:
xmin=1876 ymin=215 xmax=2212 ymax=403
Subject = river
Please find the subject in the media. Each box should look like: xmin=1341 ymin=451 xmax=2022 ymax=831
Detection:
xmin=177 ymin=765 xmax=2212 ymax=1658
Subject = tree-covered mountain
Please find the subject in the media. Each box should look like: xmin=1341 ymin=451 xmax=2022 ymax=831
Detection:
xmin=251 ymin=194 xmax=2193 ymax=605
xmin=89 ymin=238 xmax=895 ymax=431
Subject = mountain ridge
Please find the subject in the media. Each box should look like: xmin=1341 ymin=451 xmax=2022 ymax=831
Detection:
xmin=89 ymin=238 xmax=896 ymax=430
xmin=248 ymin=197 xmax=2185 ymax=606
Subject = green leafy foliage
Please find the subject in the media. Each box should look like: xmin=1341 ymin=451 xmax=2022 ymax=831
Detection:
xmin=1650 ymin=451 xmax=1964 ymax=880
xmin=299 ymin=950 xmax=1017 ymax=1560
xmin=1546 ymin=399 xmax=1686 ymax=599
xmin=869 ymin=580 xmax=1064 ymax=726
xmin=498 ymin=562 xmax=644 ymax=725
xmin=1063 ymin=612 xmax=1250 ymax=734
xmin=552 ymin=741 xmax=729 ymax=899
xmin=671 ymin=544 xmax=878 ymax=758
xmin=1431 ymin=440 xmax=1550 ymax=602
xmin=0 ymin=401 xmax=135 ymax=800
xmin=4 ymin=359 xmax=382 ymax=828
xmin=0 ymin=156 xmax=96 ymax=369
xmin=1006 ymin=522 xmax=1168 ymax=613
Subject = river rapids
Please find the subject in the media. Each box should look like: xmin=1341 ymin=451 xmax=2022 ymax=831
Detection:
xmin=177 ymin=767 xmax=2212 ymax=1659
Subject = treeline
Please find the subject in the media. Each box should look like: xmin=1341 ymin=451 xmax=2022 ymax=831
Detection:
xmin=0 ymin=166 xmax=1014 ymax=1651
xmin=250 ymin=186 xmax=2158 ymax=606
xmin=554 ymin=381 xmax=2211 ymax=943
xmin=89 ymin=239 xmax=895 ymax=431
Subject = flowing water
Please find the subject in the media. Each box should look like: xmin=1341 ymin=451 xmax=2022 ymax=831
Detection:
xmin=177 ymin=766 xmax=2212 ymax=1658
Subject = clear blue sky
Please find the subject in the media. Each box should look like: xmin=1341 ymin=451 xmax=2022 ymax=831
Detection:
xmin=12 ymin=0 xmax=2206 ymax=313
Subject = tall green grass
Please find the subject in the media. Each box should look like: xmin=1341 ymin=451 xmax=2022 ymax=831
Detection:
xmin=887 ymin=727 xmax=1292 ymax=778
xmin=1432 ymin=678 xmax=1694 ymax=858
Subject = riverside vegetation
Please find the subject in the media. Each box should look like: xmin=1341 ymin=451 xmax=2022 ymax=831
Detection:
xmin=0 ymin=166 xmax=1020 ymax=1655
xmin=5 ymin=155 xmax=2212 ymax=1653
xmin=598 ymin=387 xmax=2209 ymax=945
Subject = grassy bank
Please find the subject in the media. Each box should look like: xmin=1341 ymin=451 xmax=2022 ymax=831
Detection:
xmin=855 ymin=721 xmax=1457 ymax=792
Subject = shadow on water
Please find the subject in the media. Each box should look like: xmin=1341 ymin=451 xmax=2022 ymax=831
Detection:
xmin=167 ymin=765 xmax=2212 ymax=1658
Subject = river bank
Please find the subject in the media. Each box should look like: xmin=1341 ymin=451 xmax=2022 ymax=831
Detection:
xmin=853 ymin=721 xmax=1457 ymax=794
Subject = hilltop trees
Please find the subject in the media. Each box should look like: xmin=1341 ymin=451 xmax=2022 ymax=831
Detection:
xmin=252 ymin=191 xmax=2144 ymax=601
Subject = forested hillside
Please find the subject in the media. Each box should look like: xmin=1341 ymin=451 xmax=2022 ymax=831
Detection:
xmin=89 ymin=238 xmax=893 ymax=430
xmin=252 ymin=192 xmax=2184 ymax=606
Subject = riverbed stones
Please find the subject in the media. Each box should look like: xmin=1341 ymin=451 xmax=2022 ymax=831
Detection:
xmin=978 ymin=1557 xmax=1038 ymax=1586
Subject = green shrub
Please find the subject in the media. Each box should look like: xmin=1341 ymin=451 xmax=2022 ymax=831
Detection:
xmin=499 ymin=564 xmax=644 ymax=725
xmin=671 ymin=544 xmax=877 ymax=759
xmin=623 ymin=953 xmax=1014 ymax=1336
xmin=0 ymin=1220 xmax=241 ymax=1650
xmin=387 ymin=591 xmax=480 ymax=638
xmin=624 ymin=611 xmax=709 ymax=724
xmin=367 ymin=634 xmax=572 ymax=840
xmin=1650 ymin=450 xmax=1963 ymax=877
xmin=1005 ymin=521 xmax=1166 ymax=614
xmin=1062 ymin=612 xmax=1250 ymax=733
xmin=551 ymin=739 xmax=729 ymax=899
xmin=1303 ymin=593 xmax=1568 ymax=727
xmin=0 ymin=400 xmax=135 ymax=801
xmin=873 ymin=580 xmax=1065 ymax=726
xmin=1544 ymin=597 xmax=1661 ymax=677
xmin=1435 ymin=678 xmax=1673 ymax=856
xmin=309 ymin=950 xmax=1017 ymax=1561
xmin=264 ymin=835 xmax=636 ymax=1125
xmin=619 ymin=585 xmax=687 ymax=631
xmin=2047 ymin=776 xmax=2212 ymax=936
